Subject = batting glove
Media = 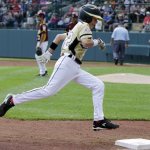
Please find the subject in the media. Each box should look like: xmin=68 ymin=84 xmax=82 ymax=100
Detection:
xmin=35 ymin=50 xmax=52 ymax=64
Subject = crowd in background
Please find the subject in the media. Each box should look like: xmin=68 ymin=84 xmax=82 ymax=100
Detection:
xmin=0 ymin=0 xmax=150 ymax=32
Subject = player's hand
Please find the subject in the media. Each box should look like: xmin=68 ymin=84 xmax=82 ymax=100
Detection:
xmin=35 ymin=50 xmax=52 ymax=64
xmin=98 ymin=39 xmax=106 ymax=50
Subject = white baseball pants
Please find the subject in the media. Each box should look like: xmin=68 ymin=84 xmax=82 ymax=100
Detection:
xmin=13 ymin=54 xmax=104 ymax=121
xmin=36 ymin=41 xmax=48 ymax=74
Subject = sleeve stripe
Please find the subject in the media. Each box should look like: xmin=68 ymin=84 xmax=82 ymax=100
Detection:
xmin=80 ymin=34 xmax=92 ymax=38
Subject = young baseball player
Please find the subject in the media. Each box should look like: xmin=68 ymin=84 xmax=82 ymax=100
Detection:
xmin=35 ymin=10 xmax=48 ymax=76
xmin=0 ymin=4 xmax=119 ymax=130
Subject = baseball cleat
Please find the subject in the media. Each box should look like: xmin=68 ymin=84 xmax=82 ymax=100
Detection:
xmin=114 ymin=59 xmax=118 ymax=65
xmin=93 ymin=118 xmax=119 ymax=131
xmin=0 ymin=94 xmax=15 ymax=117
xmin=41 ymin=70 xmax=48 ymax=76
xmin=37 ymin=70 xmax=48 ymax=77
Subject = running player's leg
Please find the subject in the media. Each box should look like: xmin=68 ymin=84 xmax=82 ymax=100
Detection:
xmin=13 ymin=56 xmax=78 ymax=105
xmin=73 ymin=69 xmax=104 ymax=121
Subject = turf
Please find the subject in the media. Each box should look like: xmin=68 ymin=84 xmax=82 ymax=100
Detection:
xmin=0 ymin=64 xmax=150 ymax=120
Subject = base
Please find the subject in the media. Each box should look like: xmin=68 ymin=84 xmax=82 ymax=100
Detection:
xmin=115 ymin=138 xmax=150 ymax=150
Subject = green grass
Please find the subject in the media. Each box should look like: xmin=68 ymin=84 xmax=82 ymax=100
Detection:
xmin=0 ymin=63 xmax=150 ymax=120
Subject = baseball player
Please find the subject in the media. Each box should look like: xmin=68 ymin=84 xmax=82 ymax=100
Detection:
xmin=0 ymin=4 xmax=119 ymax=131
xmin=35 ymin=10 xmax=48 ymax=76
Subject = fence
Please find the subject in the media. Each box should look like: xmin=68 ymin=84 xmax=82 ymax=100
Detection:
xmin=0 ymin=29 xmax=149 ymax=64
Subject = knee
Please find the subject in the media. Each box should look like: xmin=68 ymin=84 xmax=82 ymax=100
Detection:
xmin=98 ymin=80 xmax=104 ymax=92
xmin=93 ymin=79 xmax=104 ymax=92
xmin=42 ymin=86 xmax=58 ymax=97
xmin=42 ymin=89 xmax=54 ymax=97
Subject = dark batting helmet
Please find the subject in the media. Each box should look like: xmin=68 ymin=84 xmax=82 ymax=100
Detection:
xmin=79 ymin=4 xmax=102 ymax=23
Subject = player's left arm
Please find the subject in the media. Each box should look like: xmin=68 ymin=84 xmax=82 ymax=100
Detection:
xmin=80 ymin=25 xmax=105 ymax=50
xmin=81 ymin=37 xmax=105 ymax=50
xmin=40 ymin=32 xmax=47 ymax=43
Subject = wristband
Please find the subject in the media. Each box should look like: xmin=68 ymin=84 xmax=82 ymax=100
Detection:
xmin=93 ymin=39 xmax=99 ymax=46
xmin=49 ymin=42 xmax=58 ymax=50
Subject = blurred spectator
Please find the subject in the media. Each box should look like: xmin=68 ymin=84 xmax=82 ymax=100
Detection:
xmin=128 ymin=9 xmax=138 ymax=23
xmin=139 ymin=4 xmax=146 ymax=23
xmin=103 ymin=11 xmax=114 ymax=31
xmin=124 ymin=0 xmax=134 ymax=8
xmin=123 ymin=15 xmax=132 ymax=30
xmin=66 ymin=13 xmax=78 ymax=32
xmin=0 ymin=0 xmax=149 ymax=30
xmin=73 ymin=4 xmax=81 ymax=15
xmin=10 ymin=1 xmax=21 ymax=14
xmin=66 ymin=4 xmax=75 ymax=16
xmin=25 ymin=5 xmax=36 ymax=28
xmin=57 ymin=16 xmax=65 ymax=28
xmin=102 ymin=1 xmax=112 ymax=13
xmin=48 ymin=13 xmax=59 ymax=28
xmin=63 ymin=14 xmax=71 ymax=28
xmin=112 ymin=13 xmax=123 ymax=30
xmin=20 ymin=0 xmax=28 ymax=22
xmin=14 ymin=12 xmax=23 ymax=28
xmin=142 ymin=11 xmax=150 ymax=32
xmin=143 ymin=11 xmax=150 ymax=25
xmin=3 ymin=11 xmax=15 ymax=27
xmin=1 ymin=3 xmax=7 ymax=14
xmin=95 ymin=20 xmax=103 ymax=31
xmin=7 ymin=0 xmax=17 ymax=4
xmin=110 ymin=0 xmax=116 ymax=10
xmin=40 ymin=0 xmax=48 ymax=5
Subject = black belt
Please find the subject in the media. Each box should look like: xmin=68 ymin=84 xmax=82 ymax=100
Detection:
xmin=68 ymin=54 xmax=82 ymax=65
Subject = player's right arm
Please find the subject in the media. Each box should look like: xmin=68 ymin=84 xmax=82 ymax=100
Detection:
xmin=35 ymin=33 xmax=67 ymax=63
xmin=47 ymin=33 xmax=67 ymax=54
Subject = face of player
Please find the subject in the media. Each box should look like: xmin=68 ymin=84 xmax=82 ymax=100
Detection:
xmin=72 ymin=17 xmax=77 ymax=23
xmin=89 ymin=17 xmax=97 ymax=29
xmin=37 ymin=15 xmax=43 ymax=23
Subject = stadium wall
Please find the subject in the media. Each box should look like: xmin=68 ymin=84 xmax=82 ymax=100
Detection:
xmin=0 ymin=29 xmax=149 ymax=64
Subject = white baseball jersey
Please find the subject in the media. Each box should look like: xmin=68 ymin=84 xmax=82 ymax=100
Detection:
xmin=61 ymin=21 xmax=92 ymax=61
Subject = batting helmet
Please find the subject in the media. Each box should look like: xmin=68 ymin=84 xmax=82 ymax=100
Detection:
xmin=37 ymin=10 xmax=45 ymax=18
xmin=79 ymin=4 xmax=102 ymax=23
